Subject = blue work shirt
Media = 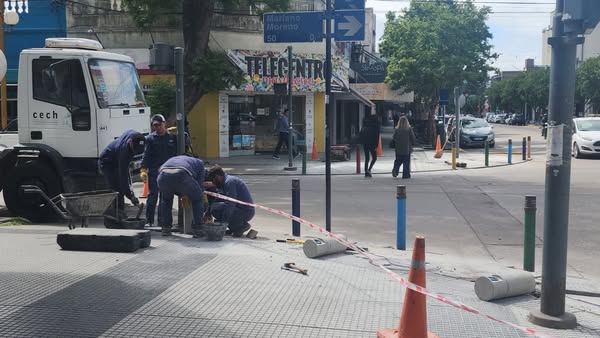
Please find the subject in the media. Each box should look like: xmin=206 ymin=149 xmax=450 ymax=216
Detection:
xmin=277 ymin=114 xmax=289 ymax=134
xmin=98 ymin=129 xmax=137 ymax=199
xmin=141 ymin=132 xmax=177 ymax=170
xmin=219 ymin=174 xmax=254 ymax=218
xmin=160 ymin=155 xmax=205 ymax=186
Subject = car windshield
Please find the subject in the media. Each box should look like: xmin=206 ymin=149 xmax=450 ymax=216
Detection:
xmin=88 ymin=59 xmax=146 ymax=108
xmin=462 ymin=119 xmax=488 ymax=128
xmin=576 ymin=119 xmax=600 ymax=131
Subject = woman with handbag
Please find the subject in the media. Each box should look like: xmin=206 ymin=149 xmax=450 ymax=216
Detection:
xmin=392 ymin=116 xmax=416 ymax=178
xmin=360 ymin=114 xmax=380 ymax=178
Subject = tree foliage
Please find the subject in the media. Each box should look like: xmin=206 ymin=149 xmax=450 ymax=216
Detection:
xmin=145 ymin=78 xmax=176 ymax=118
xmin=576 ymin=56 xmax=600 ymax=111
xmin=380 ymin=0 xmax=497 ymax=108
xmin=486 ymin=68 xmax=550 ymax=113
xmin=122 ymin=0 xmax=289 ymax=112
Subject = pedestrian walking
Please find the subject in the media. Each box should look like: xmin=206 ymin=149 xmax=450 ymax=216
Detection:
xmin=206 ymin=165 xmax=255 ymax=237
xmin=392 ymin=111 xmax=400 ymax=128
xmin=140 ymin=114 xmax=178 ymax=227
xmin=392 ymin=116 xmax=417 ymax=179
xmin=360 ymin=114 xmax=380 ymax=177
xmin=157 ymin=155 xmax=206 ymax=237
xmin=98 ymin=129 xmax=146 ymax=219
xmin=273 ymin=109 xmax=295 ymax=159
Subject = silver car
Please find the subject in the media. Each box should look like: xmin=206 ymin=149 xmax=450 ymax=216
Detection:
xmin=460 ymin=118 xmax=495 ymax=148
xmin=572 ymin=117 xmax=600 ymax=158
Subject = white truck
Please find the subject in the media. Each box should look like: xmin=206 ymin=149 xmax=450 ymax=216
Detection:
xmin=0 ymin=38 xmax=150 ymax=221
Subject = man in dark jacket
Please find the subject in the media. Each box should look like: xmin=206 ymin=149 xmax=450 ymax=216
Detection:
xmin=98 ymin=129 xmax=146 ymax=218
xmin=141 ymin=114 xmax=178 ymax=227
xmin=157 ymin=155 xmax=205 ymax=236
xmin=273 ymin=109 xmax=296 ymax=159
xmin=206 ymin=165 xmax=255 ymax=237
xmin=360 ymin=114 xmax=380 ymax=177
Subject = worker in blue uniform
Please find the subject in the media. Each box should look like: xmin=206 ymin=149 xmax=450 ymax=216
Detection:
xmin=157 ymin=155 xmax=206 ymax=236
xmin=140 ymin=114 xmax=178 ymax=227
xmin=206 ymin=165 xmax=255 ymax=237
xmin=98 ymin=129 xmax=146 ymax=219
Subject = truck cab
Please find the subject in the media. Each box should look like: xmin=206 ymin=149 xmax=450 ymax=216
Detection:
xmin=0 ymin=38 xmax=151 ymax=220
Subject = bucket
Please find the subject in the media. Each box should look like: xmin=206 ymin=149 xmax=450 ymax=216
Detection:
xmin=203 ymin=222 xmax=227 ymax=241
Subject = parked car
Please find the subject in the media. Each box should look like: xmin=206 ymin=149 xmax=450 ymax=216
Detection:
xmin=495 ymin=113 xmax=508 ymax=124
xmin=460 ymin=117 xmax=495 ymax=148
xmin=509 ymin=113 xmax=526 ymax=126
xmin=571 ymin=117 xmax=600 ymax=158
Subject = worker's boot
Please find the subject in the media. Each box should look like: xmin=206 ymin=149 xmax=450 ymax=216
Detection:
xmin=192 ymin=224 xmax=205 ymax=239
xmin=161 ymin=226 xmax=172 ymax=236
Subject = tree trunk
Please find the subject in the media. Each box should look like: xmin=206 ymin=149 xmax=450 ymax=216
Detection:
xmin=182 ymin=0 xmax=214 ymax=113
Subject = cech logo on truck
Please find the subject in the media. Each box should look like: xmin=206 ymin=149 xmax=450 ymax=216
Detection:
xmin=32 ymin=111 xmax=58 ymax=119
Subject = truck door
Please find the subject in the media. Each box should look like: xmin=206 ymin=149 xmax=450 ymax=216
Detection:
xmin=30 ymin=57 xmax=98 ymax=158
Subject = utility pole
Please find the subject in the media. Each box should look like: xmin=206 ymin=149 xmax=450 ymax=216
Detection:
xmin=325 ymin=0 xmax=332 ymax=232
xmin=528 ymin=0 xmax=595 ymax=329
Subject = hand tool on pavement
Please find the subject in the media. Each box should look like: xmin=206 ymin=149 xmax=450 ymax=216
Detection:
xmin=276 ymin=239 xmax=305 ymax=244
xmin=281 ymin=262 xmax=308 ymax=275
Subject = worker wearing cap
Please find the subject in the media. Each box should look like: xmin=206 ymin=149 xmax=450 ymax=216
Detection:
xmin=157 ymin=155 xmax=205 ymax=236
xmin=206 ymin=165 xmax=255 ymax=237
xmin=140 ymin=114 xmax=178 ymax=227
xmin=98 ymin=129 xmax=146 ymax=219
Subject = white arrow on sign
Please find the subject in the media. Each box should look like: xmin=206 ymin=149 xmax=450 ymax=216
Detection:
xmin=338 ymin=15 xmax=363 ymax=37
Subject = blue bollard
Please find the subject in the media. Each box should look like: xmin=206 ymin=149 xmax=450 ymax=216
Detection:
xmin=292 ymin=179 xmax=300 ymax=237
xmin=522 ymin=137 xmax=527 ymax=161
xmin=508 ymin=139 xmax=513 ymax=164
xmin=396 ymin=185 xmax=406 ymax=250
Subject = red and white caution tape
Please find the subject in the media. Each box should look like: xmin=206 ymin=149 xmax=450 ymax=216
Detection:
xmin=205 ymin=191 xmax=553 ymax=338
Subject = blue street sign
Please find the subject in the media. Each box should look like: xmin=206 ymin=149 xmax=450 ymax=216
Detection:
xmin=439 ymin=88 xmax=450 ymax=105
xmin=335 ymin=0 xmax=365 ymax=10
xmin=334 ymin=10 xmax=365 ymax=41
xmin=264 ymin=12 xmax=324 ymax=43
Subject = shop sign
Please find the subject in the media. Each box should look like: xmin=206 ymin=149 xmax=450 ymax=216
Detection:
xmin=350 ymin=83 xmax=414 ymax=102
xmin=228 ymin=49 xmax=349 ymax=92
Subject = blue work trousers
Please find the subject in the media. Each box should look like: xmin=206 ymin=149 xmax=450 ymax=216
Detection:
xmin=100 ymin=166 xmax=126 ymax=214
xmin=156 ymin=170 xmax=204 ymax=227
xmin=145 ymin=169 xmax=161 ymax=224
xmin=210 ymin=202 xmax=255 ymax=232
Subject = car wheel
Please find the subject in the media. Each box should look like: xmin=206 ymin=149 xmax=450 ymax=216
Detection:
xmin=3 ymin=162 xmax=62 ymax=222
xmin=573 ymin=143 xmax=582 ymax=159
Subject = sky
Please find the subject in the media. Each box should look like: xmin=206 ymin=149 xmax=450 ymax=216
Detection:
xmin=365 ymin=0 xmax=557 ymax=71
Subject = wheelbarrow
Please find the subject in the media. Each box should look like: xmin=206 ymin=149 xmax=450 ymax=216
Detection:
xmin=21 ymin=185 xmax=118 ymax=229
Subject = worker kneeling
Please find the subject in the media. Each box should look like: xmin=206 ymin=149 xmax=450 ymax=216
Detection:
xmin=206 ymin=165 xmax=255 ymax=237
xmin=157 ymin=155 xmax=206 ymax=237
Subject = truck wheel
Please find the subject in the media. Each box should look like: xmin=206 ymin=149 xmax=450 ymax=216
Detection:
xmin=3 ymin=162 xmax=62 ymax=222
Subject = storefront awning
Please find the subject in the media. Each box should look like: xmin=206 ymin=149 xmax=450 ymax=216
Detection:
xmin=349 ymin=86 xmax=376 ymax=112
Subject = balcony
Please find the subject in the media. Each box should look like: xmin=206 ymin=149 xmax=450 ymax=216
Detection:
xmin=350 ymin=44 xmax=387 ymax=83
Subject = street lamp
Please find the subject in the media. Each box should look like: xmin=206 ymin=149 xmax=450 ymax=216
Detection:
xmin=0 ymin=8 xmax=20 ymax=129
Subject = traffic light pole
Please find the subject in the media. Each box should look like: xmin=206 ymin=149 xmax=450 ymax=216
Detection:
xmin=325 ymin=0 xmax=332 ymax=232
xmin=529 ymin=0 xmax=578 ymax=329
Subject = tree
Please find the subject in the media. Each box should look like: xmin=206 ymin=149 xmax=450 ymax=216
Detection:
xmin=122 ymin=0 xmax=289 ymax=112
xmin=485 ymin=68 xmax=549 ymax=114
xmin=145 ymin=78 xmax=176 ymax=118
xmin=576 ymin=56 xmax=600 ymax=113
xmin=380 ymin=1 xmax=497 ymax=125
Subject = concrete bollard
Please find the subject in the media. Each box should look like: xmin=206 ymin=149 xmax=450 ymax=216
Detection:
xmin=524 ymin=195 xmax=536 ymax=272
xmin=292 ymin=179 xmax=300 ymax=237
xmin=527 ymin=136 xmax=532 ymax=160
xmin=303 ymin=234 xmax=347 ymax=258
xmin=475 ymin=270 xmax=536 ymax=301
xmin=522 ymin=137 xmax=527 ymax=161
xmin=508 ymin=139 xmax=513 ymax=164
xmin=396 ymin=185 xmax=406 ymax=250
xmin=356 ymin=145 xmax=361 ymax=174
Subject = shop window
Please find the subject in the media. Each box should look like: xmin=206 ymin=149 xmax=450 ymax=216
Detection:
xmin=32 ymin=58 xmax=91 ymax=131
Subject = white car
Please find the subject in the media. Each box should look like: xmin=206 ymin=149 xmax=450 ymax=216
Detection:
xmin=572 ymin=117 xmax=600 ymax=158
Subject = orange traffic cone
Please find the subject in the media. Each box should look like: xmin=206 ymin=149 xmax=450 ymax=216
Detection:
xmin=140 ymin=180 xmax=149 ymax=199
xmin=435 ymin=135 xmax=441 ymax=153
xmin=376 ymin=236 xmax=439 ymax=338
xmin=377 ymin=135 xmax=384 ymax=157
xmin=311 ymin=137 xmax=319 ymax=161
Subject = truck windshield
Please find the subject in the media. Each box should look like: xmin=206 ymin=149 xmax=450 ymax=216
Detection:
xmin=88 ymin=59 xmax=146 ymax=108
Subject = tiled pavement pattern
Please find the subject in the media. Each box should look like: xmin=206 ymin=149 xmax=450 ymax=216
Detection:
xmin=1 ymin=226 xmax=599 ymax=337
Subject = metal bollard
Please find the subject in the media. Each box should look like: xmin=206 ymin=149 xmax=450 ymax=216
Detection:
xmin=396 ymin=185 xmax=406 ymax=250
xmin=292 ymin=179 xmax=300 ymax=237
xmin=508 ymin=139 xmax=513 ymax=164
xmin=302 ymin=151 xmax=307 ymax=175
xmin=527 ymin=136 xmax=532 ymax=160
xmin=522 ymin=137 xmax=527 ymax=161
xmin=356 ymin=145 xmax=361 ymax=174
xmin=451 ymin=144 xmax=457 ymax=170
xmin=524 ymin=195 xmax=536 ymax=272
xmin=484 ymin=141 xmax=490 ymax=167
